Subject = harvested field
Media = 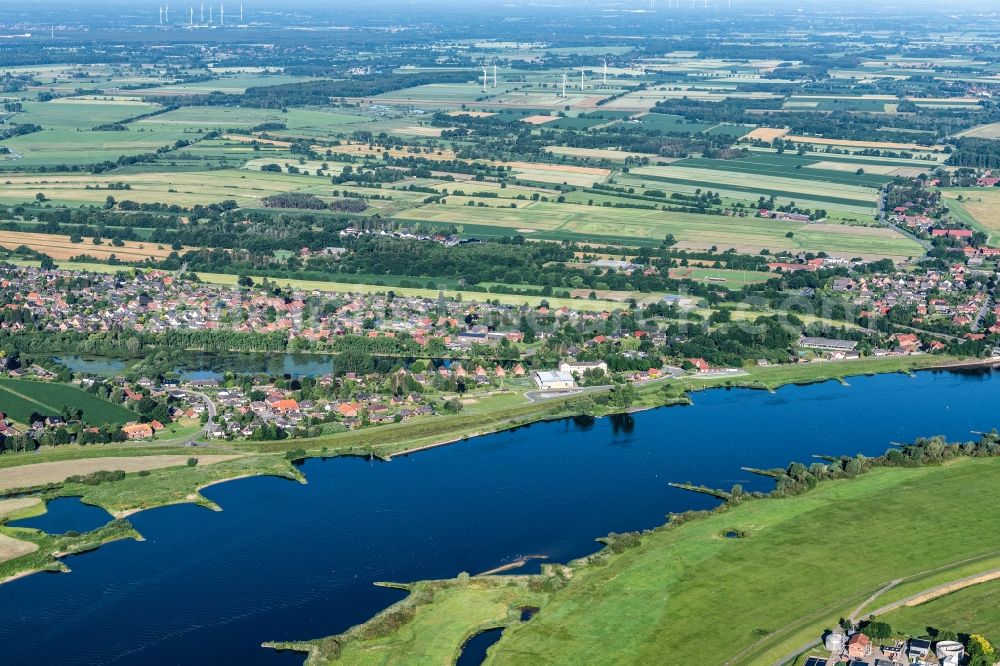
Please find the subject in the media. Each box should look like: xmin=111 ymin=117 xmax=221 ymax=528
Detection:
xmin=0 ymin=455 xmax=243 ymax=492
xmin=806 ymin=161 xmax=928 ymax=178
xmin=957 ymin=122 xmax=1000 ymax=139
xmin=744 ymin=127 xmax=789 ymax=141
xmin=0 ymin=534 xmax=37 ymax=565
xmin=0 ymin=497 xmax=41 ymax=519
xmin=395 ymin=126 xmax=448 ymax=137
xmin=223 ymin=134 xmax=292 ymax=148
xmin=807 ymin=160 xmax=900 ymax=175
xmin=546 ymin=146 xmax=667 ymax=162
xmin=784 ymin=135 xmax=942 ymax=151
xmin=502 ymin=161 xmax=610 ymax=186
xmin=520 ymin=115 xmax=558 ymax=125
xmin=331 ymin=142 xmax=458 ymax=161
xmin=0 ymin=231 xmax=181 ymax=262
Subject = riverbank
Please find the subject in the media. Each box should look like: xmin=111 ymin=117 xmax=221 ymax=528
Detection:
xmin=273 ymin=445 xmax=1000 ymax=666
xmin=0 ymin=354 xmax=986 ymax=587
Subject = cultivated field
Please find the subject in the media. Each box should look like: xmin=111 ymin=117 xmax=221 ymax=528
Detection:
xmin=744 ymin=127 xmax=790 ymax=141
xmin=0 ymin=169 xmax=365 ymax=209
xmin=783 ymin=135 xmax=943 ymax=151
xmin=0 ymin=455 xmax=243 ymax=492
xmin=0 ymin=230 xmax=180 ymax=262
xmin=393 ymin=199 xmax=919 ymax=258
xmin=0 ymin=379 xmax=136 ymax=426
xmin=0 ymin=534 xmax=37 ymax=565
xmin=942 ymin=190 xmax=1000 ymax=239
xmin=546 ymin=146 xmax=667 ymax=163
xmin=956 ymin=122 xmax=1000 ymax=139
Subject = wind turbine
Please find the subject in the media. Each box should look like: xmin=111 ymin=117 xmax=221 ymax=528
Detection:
xmin=493 ymin=64 xmax=498 ymax=88
xmin=603 ymin=58 xmax=608 ymax=85
xmin=580 ymin=69 xmax=586 ymax=90
xmin=482 ymin=65 xmax=488 ymax=93
xmin=201 ymin=2 xmax=205 ymax=22
xmin=240 ymin=3 xmax=244 ymax=23
xmin=561 ymin=73 xmax=567 ymax=99
xmin=220 ymin=4 xmax=225 ymax=26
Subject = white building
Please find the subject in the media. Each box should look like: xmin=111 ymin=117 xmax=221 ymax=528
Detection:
xmin=533 ymin=371 xmax=576 ymax=390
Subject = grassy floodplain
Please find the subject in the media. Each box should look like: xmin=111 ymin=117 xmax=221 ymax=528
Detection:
xmin=272 ymin=455 xmax=1000 ymax=666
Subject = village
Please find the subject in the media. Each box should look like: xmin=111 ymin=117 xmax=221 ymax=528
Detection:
xmin=0 ymin=256 xmax=986 ymax=449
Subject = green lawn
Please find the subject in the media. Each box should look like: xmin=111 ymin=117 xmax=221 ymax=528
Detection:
xmin=0 ymin=378 xmax=135 ymax=426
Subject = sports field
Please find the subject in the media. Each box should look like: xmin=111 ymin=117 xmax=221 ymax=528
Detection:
xmin=0 ymin=379 xmax=135 ymax=426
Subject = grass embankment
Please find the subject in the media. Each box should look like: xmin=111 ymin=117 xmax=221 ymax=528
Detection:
xmin=275 ymin=457 xmax=1000 ymax=665
xmin=267 ymin=578 xmax=549 ymax=665
xmin=0 ymin=518 xmax=141 ymax=582
xmin=48 ymin=454 xmax=304 ymax=516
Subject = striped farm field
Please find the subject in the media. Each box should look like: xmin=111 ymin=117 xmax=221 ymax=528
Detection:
xmin=632 ymin=159 xmax=880 ymax=202
xmin=0 ymin=230 xmax=184 ymax=262
xmin=392 ymin=199 xmax=921 ymax=259
xmin=0 ymin=379 xmax=135 ymax=426
xmin=783 ymin=135 xmax=944 ymax=152
xmin=0 ymin=168 xmax=356 ymax=208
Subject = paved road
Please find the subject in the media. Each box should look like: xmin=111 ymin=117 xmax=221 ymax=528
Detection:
xmin=971 ymin=285 xmax=993 ymax=333
xmin=163 ymin=388 xmax=218 ymax=442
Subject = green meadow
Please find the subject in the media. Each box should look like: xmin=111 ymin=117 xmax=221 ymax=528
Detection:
xmin=297 ymin=456 xmax=1000 ymax=665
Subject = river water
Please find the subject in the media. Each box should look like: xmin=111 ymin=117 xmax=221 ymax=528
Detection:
xmin=1 ymin=368 xmax=999 ymax=665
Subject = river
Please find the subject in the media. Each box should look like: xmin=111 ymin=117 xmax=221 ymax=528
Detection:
xmin=1 ymin=368 xmax=999 ymax=665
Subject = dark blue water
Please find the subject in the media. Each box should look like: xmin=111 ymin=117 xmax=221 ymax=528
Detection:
xmin=0 ymin=368 xmax=998 ymax=666
xmin=7 ymin=497 xmax=112 ymax=534
xmin=456 ymin=628 xmax=504 ymax=666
